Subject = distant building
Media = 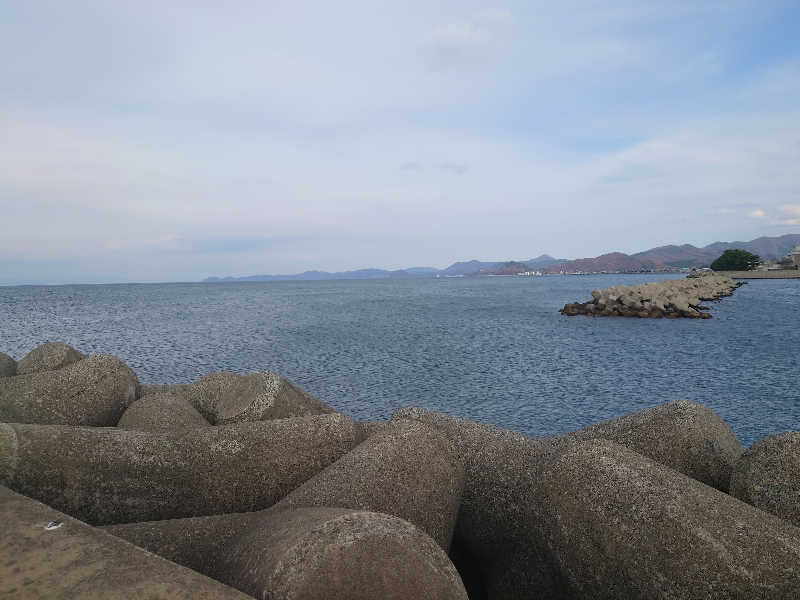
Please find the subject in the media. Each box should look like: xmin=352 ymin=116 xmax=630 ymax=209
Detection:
xmin=770 ymin=245 xmax=800 ymax=270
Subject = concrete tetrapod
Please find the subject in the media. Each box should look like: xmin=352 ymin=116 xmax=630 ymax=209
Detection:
xmin=393 ymin=407 xmax=556 ymax=599
xmin=226 ymin=508 xmax=468 ymax=600
xmin=106 ymin=419 xmax=464 ymax=554
xmin=730 ymin=431 xmax=800 ymax=528
xmin=538 ymin=439 xmax=800 ymax=599
xmin=116 ymin=392 xmax=210 ymax=431
xmin=16 ymin=342 xmax=85 ymax=375
xmin=0 ymin=486 xmax=252 ymax=600
xmin=0 ymin=414 xmax=361 ymax=525
xmin=104 ymin=511 xmax=251 ymax=579
xmin=556 ymin=399 xmax=743 ymax=492
xmin=274 ymin=418 xmax=464 ymax=550
xmin=185 ymin=371 xmax=335 ymax=424
xmin=392 ymin=400 xmax=744 ymax=599
xmin=107 ymin=508 xmax=468 ymax=600
xmin=357 ymin=420 xmax=391 ymax=438
xmin=107 ymin=421 xmax=463 ymax=598
xmin=105 ymin=421 xmax=466 ymax=597
xmin=0 ymin=352 xmax=16 ymax=378
xmin=0 ymin=355 xmax=139 ymax=426
xmin=140 ymin=382 xmax=191 ymax=397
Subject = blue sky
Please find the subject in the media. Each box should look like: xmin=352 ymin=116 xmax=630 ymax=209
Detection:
xmin=1 ymin=1 xmax=799 ymax=283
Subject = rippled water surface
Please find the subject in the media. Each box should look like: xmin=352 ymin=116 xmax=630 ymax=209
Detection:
xmin=1 ymin=275 xmax=798 ymax=447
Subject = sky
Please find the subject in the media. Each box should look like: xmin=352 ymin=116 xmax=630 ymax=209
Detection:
xmin=1 ymin=1 xmax=799 ymax=284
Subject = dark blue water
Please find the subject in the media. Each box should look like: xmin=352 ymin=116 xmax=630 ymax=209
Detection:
xmin=1 ymin=275 xmax=798 ymax=447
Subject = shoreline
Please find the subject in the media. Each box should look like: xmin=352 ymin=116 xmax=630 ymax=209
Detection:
xmin=728 ymin=270 xmax=800 ymax=279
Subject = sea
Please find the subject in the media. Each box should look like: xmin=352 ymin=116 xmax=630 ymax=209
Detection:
xmin=1 ymin=274 xmax=798 ymax=448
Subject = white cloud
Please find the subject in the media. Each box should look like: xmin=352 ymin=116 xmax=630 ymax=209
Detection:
xmin=749 ymin=209 xmax=766 ymax=218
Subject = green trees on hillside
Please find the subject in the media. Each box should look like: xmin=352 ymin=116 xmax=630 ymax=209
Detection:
xmin=710 ymin=249 xmax=761 ymax=271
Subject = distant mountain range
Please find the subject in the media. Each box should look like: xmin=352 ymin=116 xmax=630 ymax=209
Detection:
xmin=541 ymin=252 xmax=664 ymax=274
xmin=542 ymin=234 xmax=800 ymax=274
xmin=203 ymin=234 xmax=800 ymax=281
xmin=438 ymin=255 xmax=565 ymax=276
xmin=204 ymin=268 xmax=429 ymax=282
xmin=204 ymin=255 xmax=565 ymax=282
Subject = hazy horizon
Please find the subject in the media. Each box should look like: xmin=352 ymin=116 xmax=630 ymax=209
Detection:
xmin=2 ymin=231 xmax=798 ymax=285
xmin=2 ymin=1 xmax=799 ymax=285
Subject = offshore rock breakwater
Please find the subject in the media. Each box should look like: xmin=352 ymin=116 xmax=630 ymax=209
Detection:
xmin=2 ymin=342 xmax=800 ymax=599
xmin=560 ymin=271 xmax=742 ymax=318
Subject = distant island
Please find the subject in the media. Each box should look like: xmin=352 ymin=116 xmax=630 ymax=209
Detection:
xmin=203 ymin=234 xmax=800 ymax=282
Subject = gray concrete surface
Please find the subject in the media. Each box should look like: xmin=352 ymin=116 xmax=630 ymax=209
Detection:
xmin=116 ymin=392 xmax=210 ymax=431
xmin=0 ymin=414 xmax=362 ymax=524
xmin=0 ymin=485 xmax=252 ymax=600
xmin=0 ymin=355 xmax=139 ymax=426
xmin=17 ymin=342 xmax=85 ymax=375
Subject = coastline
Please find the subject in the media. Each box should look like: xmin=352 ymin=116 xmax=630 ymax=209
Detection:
xmin=728 ymin=270 xmax=800 ymax=279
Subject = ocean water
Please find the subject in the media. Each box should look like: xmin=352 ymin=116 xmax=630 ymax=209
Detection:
xmin=1 ymin=274 xmax=798 ymax=447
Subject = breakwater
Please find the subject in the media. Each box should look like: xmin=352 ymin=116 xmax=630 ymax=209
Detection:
xmin=2 ymin=342 xmax=800 ymax=598
xmin=560 ymin=272 xmax=741 ymax=318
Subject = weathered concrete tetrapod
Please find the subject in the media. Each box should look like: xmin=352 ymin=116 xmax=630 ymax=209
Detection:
xmin=0 ymin=352 xmax=16 ymax=378
xmin=106 ymin=419 xmax=464 ymax=554
xmin=17 ymin=342 xmax=85 ymax=376
xmin=140 ymin=382 xmax=191 ymax=397
xmin=395 ymin=400 xmax=742 ymax=494
xmin=730 ymin=431 xmax=800 ymax=528
xmin=392 ymin=400 xmax=744 ymax=599
xmin=0 ymin=414 xmax=362 ymax=525
xmin=356 ymin=419 xmax=391 ymax=438
xmin=538 ymin=439 xmax=800 ymax=599
xmin=103 ymin=420 xmax=465 ymax=594
xmin=0 ymin=355 xmax=139 ymax=426
xmin=556 ymin=399 xmax=743 ymax=492
xmin=106 ymin=507 xmax=468 ymax=600
xmin=186 ymin=371 xmax=335 ymax=424
xmin=225 ymin=507 xmax=469 ymax=600
xmin=0 ymin=486 xmax=252 ymax=600
xmin=116 ymin=392 xmax=210 ymax=431
xmin=275 ymin=418 xmax=465 ymax=550
xmin=142 ymin=371 xmax=335 ymax=424
xmin=393 ymin=406 xmax=556 ymax=598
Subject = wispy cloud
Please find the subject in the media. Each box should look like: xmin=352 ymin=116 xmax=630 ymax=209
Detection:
xmin=424 ymin=9 xmax=513 ymax=68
